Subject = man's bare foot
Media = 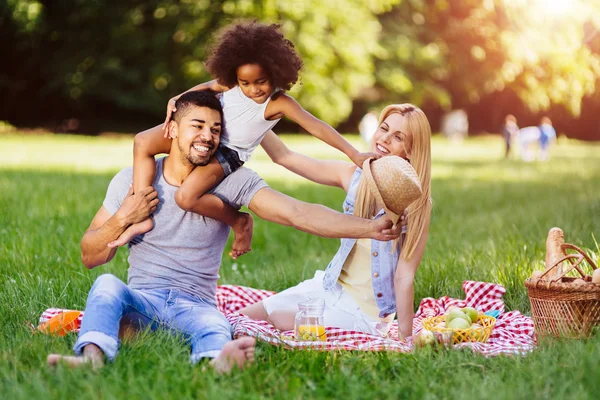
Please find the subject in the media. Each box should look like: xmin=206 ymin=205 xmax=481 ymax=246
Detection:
xmin=108 ymin=217 xmax=154 ymax=248
xmin=210 ymin=337 xmax=256 ymax=374
xmin=230 ymin=213 xmax=253 ymax=260
xmin=47 ymin=344 xmax=104 ymax=370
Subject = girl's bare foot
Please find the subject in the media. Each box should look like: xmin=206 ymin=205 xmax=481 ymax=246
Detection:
xmin=47 ymin=344 xmax=104 ymax=370
xmin=230 ymin=213 xmax=253 ymax=260
xmin=210 ymin=337 xmax=256 ymax=374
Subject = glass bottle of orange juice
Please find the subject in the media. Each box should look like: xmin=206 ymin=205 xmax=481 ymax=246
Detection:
xmin=294 ymin=298 xmax=326 ymax=342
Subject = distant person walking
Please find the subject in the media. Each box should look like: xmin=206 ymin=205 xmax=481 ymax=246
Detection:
xmin=502 ymin=114 xmax=519 ymax=159
xmin=539 ymin=117 xmax=556 ymax=161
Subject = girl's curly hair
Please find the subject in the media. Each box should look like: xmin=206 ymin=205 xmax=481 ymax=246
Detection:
xmin=205 ymin=21 xmax=303 ymax=91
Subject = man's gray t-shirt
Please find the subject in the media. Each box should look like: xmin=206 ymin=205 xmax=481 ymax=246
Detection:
xmin=102 ymin=157 xmax=268 ymax=303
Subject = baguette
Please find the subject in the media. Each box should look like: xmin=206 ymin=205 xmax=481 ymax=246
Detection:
xmin=544 ymin=227 xmax=565 ymax=280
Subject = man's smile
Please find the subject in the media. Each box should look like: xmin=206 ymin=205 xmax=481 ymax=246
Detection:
xmin=192 ymin=142 xmax=213 ymax=155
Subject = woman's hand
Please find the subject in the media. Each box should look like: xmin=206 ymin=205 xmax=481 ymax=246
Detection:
xmin=350 ymin=151 xmax=380 ymax=168
xmin=399 ymin=209 xmax=409 ymax=228
xmin=162 ymin=97 xmax=178 ymax=135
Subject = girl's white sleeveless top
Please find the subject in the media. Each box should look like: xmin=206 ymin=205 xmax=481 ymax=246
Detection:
xmin=219 ymin=86 xmax=281 ymax=162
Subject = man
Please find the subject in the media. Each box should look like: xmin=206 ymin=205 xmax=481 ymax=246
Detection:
xmin=47 ymin=91 xmax=399 ymax=373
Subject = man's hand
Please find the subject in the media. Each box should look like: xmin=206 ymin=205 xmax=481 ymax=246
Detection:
xmin=370 ymin=216 xmax=401 ymax=241
xmin=115 ymin=186 xmax=159 ymax=226
xmin=350 ymin=151 xmax=380 ymax=168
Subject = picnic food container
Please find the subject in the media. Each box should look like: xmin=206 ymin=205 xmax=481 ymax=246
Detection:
xmin=294 ymin=298 xmax=327 ymax=342
xmin=422 ymin=315 xmax=496 ymax=344
xmin=38 ymin=310 xmax=81 ymax=336
xmin=525 ymin=243 xmax=600 ymax=338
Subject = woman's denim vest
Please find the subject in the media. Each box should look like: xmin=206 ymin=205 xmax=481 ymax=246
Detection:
xmin=322 ymin=168 xmax=402 ymax=318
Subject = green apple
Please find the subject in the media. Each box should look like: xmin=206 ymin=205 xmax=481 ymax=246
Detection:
xmin=461 ymin=307 xmax=479 ymax=324
xmin=448 ymin=318 xmax=471 ymax=330
xmin=414 ymin=329 xmax=436 ymax=347
xmin=445 ymin=310 xmax=471 ymax=326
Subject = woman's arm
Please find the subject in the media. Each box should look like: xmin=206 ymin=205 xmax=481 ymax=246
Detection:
xmin=394 ymin=216 xmax=430 ymax=340
xmin=260 ymin=130 xmax=357 ymax=191
xmin=133 ymin=124 xmax=172 ymax=193
xmin=269 ymin=95 xmax=376 ymax=168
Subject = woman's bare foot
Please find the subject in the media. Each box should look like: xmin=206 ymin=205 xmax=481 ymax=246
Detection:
xmin=210 ymin=337 xmax=256 ymax=374
xmin=230 ymin=213 xmax=253 ymax=260
xmin=47 ymin=344 xmax=104 ymax=370
xmin=108 ymin=217 xmax=154 ymax=248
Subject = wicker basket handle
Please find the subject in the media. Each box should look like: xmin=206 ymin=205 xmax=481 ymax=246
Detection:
xmin=561 ymin=244 xmax=598 ymax=270
xmin=535 ymin=254 xmax=584 ymax=288
xmin=536 ymin=243 xmax=598 ymax=288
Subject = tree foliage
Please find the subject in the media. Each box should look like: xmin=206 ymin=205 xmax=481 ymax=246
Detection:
xmin=1 ymin=0 xmax=599 ymax=133
xmin=374 ymin=0 xmax=600 ymax=118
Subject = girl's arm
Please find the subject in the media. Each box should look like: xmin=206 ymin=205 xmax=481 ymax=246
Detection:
xmin=162 ymin=80 xmax=228 ymax=129
xmin=133 ymin=124 xmax=172 ymax=193
xmin=260 ymin=130 xmax=357 ymax=191
xmin=394 ymin=215 xmax=431 ymax=340
xmin=268 ymin=95 xmax=377 ymax=168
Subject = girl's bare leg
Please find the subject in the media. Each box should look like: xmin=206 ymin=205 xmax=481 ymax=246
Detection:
xmin=176 ymin=158 xmax=253 ymax=259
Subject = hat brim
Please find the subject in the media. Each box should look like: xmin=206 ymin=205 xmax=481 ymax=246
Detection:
xmin=362 ymin=158 xmax=401 ymax=225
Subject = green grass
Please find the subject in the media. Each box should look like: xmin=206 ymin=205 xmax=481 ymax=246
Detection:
xmin=1 ymin=132 xmax=599 ymax=399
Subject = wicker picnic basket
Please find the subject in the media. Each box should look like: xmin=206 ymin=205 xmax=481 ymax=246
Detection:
xmin=525 ymin=244 xmax=600 ymax=338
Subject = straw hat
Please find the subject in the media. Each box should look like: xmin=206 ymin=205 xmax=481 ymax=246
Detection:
xmin=362 ymin=156 xmax=422 ymax=225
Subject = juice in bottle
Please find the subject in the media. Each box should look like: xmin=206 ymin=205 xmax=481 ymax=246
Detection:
xmin=294 ymin=299 xmax=327 ymax=342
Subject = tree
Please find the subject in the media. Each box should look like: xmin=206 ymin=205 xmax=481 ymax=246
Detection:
xmin=373 ymin=0 xmax=600 ymax=118
xmin=1 ymin=0 xmax=398 ymax=127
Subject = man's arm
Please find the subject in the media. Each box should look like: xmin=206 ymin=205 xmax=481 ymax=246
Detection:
xmin=247 ymin=187 xmax=400 ymax=241
xmin=81 ymin=186 xmax=158 ymax=269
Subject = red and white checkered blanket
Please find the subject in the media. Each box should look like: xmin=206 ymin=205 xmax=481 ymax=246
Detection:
xmin=39 ymin=280 xmax=536 ymax=356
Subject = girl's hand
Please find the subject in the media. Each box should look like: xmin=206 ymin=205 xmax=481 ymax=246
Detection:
xmin=162 ymin=97 xmax=178 ymax=136
xmin=351 ymin=151 xmax=380 ymax=168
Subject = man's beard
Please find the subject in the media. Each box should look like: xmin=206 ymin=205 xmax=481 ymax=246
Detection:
xmin=185 ymin=152 xmax=211 ymax=167
xmin=178 ymin=139 xmax=213 ymax=167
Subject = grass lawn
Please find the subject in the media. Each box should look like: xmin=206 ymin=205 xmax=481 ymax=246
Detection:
xmin=1 ymin=132 xmax=599 ymax=399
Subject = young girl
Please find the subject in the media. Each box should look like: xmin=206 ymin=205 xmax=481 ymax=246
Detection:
xmin=239 ymin=104 xmax=432 ymax=339
xmin=109 ymin=21 xmax=375 ymax=257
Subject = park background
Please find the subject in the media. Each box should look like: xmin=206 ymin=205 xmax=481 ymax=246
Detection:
xmin=2 ymin=0 xmax=600 ymax=139
xmin=1 ymin=1 xmax=600 ymax=399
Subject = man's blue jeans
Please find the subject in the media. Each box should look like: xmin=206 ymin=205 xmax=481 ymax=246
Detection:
xmin=73 ymin=274 xmax=232 ymax=363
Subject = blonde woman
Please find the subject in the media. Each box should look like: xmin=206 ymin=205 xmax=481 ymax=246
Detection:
xmin=241 ymin=104 xmax=432 ymax=339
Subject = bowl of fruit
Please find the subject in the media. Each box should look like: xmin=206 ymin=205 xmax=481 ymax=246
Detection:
xmin=421 ymin=307 xmax=496 ymax=344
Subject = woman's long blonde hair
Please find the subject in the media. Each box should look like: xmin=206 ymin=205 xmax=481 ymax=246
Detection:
xmin=354 ymin=104 xmax=432 ymax=261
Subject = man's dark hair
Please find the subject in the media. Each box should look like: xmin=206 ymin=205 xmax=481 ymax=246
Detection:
xmin=205 ymin=21 xmax=303 ymax=91
xmin=173 ymin=90 xmax=223 ymax=124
